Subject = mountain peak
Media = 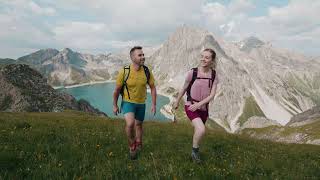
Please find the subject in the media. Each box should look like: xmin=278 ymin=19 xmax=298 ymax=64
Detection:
xmin=29 ymin=48 xmax=60 ymax=56
xmin=243 ymin=36 xmax=264 ymax=43
xmin=173 ymin=25 xmax=210 ymax=37
xmin=167 ymin=25 xmax=228 ymax=58
xmin=62 ymin=48 xmax=74 ymax=53
xmin=238 ymin=36 xmax=265 ymax=51
xmin=24 ymin=48 xmax=59 ymax=56
xmin=17 ymin=48 xmax=59 ymax=65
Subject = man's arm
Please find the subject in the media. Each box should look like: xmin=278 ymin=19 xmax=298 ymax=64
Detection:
xmin=149 ymin=83 xmax=157 ymax=115
xmin=113 ymin=68 xmax=125 ymax=115
xmin=113 ymin=84 xmax=122 ymax=115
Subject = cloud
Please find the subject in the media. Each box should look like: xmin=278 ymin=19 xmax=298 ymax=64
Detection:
xmin=2 ymin=0 xmax=56 ymax=16
xmin=202 ymin=2 xmax=227 ymax=25
xmin=0 ymin=1 xmax=57 ymax=58
xmin=268 ymin=0 xmax=320 ymax=35
xmin=52 ymin=21 xmax=147 ymax=53
xmin=228 ymin=0 xmax=255 ymax=14
xmin=202 ymin=0 xmax=254 ymax=37
xmin=28 ymin=1 xmax=56 ymax=16
xmin=51 ymin=0 xmax=207 ymax=52
xmin=53 ymin=21 xmax=111 ymax=50
xmin=0 ymin=0 xmax=319 ymax=58
xmin=53 ymin=0 xmax=204 ymax=30
xmin=202 ymin=0 xmax=320 ymax=56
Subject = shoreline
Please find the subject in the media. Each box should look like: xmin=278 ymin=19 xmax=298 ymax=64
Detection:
xmin=53 ymin=80 xmax=175 ymax=121
xmin=53 ymin=80 xmax=116 ymax=89
xmin=154 ymin=89 xmax=175 ymax=121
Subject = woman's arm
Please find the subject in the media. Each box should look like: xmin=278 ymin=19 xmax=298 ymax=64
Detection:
xmin=173 ymin=78 xmax=191 ymax=109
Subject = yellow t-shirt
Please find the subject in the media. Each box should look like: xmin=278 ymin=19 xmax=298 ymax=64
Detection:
xmin=116 ymin=64 xmax=155 ymax=104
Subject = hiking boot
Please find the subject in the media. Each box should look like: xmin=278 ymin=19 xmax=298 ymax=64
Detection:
xmin=128 ymin=142 xmax=138 ymax=160
xmin=135 ymin=141 xmax=142 ymax=152
xmin=129 ymin=149 xmax=138 ymax=160
xmin=191 ymin=151 xmax=202 ymax=164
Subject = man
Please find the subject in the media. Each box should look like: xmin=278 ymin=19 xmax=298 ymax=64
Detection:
xmin=113 ymin=46 xmax=157 ymax=160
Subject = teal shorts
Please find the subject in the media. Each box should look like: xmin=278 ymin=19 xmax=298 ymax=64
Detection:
xmin=121 ymin=101 xmax=146 ymax=121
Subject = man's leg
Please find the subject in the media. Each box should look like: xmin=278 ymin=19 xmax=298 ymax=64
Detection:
xmin=134 ymin=103 xmax=145 ymax=150
xmin=124 ymin=112 xmax=136 ymax=149
xmin=191 ymin=118 xmax=205 ymax=163
xmin=135 ymin=120 xmax=143 ymax=145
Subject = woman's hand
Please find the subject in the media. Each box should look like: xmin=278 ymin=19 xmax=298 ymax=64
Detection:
xmin=188 ymin=103 xmax=201 ymax=112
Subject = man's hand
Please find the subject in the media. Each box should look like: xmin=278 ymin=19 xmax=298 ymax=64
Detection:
xmin=188 ymin=103 xmax=201 ymax=112
xmin=113 ymin=105 xmax=119 ymax=115
xmin=151 ymin=104 xmax=156 ymax=116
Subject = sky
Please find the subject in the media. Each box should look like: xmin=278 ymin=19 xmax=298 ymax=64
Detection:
xmin=0 ymin=0 xmax=319 ymax=58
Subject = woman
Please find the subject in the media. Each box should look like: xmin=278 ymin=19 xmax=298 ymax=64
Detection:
xmin=173 ymin=48 xmax=219 ymax=163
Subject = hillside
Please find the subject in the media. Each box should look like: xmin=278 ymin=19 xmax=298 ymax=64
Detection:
xmin=0 ymin=64 xmax=106 ymax=116
xmin=241 ymin=118 xmax=320 ymax=145
xmin=0 ymin=58 xmax=16 ymax=65
xmin=0 ymin=111 xmax=319 ymax=179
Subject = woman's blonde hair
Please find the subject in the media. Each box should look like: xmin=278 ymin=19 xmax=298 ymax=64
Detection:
xmin=203 ymin=48 xmax=217 ymax=69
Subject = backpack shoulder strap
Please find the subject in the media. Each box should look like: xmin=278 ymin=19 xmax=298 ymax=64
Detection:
xmin=186 ymin=68 xmax=198 ymax=102
xmin=142 ymin=65 xmax=150 ymax=84
xmin=123 ymin=65 xmax=130 ymax=83
xmin=209 ymin=69 xmax=216 ymax=89
xmin=120 ymin=65 xmax=131 ymax=99
xmin=192 ymin=67 xmax=198 ymax=81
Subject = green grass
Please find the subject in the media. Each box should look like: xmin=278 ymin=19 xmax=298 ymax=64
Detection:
xmin=0 ymin=111 xmax=320 ymax=179
xmin=298 ymin=119 xmax=320 ymax=139
xmin=238 ymin=96 xmax=265 ymax=126
xmin=280 ymin=118 xmax=320 ymax=139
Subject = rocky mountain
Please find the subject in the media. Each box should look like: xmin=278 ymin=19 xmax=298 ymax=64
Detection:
xmin=236 ymin=36 xmax=265 ymax=52
xmin=148 ymin=25 xmax=320 ymax=132
xmin=240 ymin=106 xmax=320 ymax=145
xmin=287 ymin=106 xmax=320 ymax=127
xmin=12 ymin=48 xmax=130 ymax=86
xmin=0 ymin=64 xmax=107 ymax=116
xmin=17 ymin=48 xmax=59 ymax=65
xmin=0 ymin=58 xmax=16 ymax=65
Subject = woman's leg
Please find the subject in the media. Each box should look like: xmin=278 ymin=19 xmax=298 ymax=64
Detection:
xmin=191 ymin=118 xmax=205 ymax=163
xmin=192 ymin=118 xmax=206 ymax=148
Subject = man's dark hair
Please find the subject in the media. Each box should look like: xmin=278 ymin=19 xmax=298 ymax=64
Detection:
xmin=130 ymin=46 xmax=143 ymax=57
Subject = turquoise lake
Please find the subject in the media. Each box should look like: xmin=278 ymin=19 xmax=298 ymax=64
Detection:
xmin=59 ymin=83 xmax=170 ymax=121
